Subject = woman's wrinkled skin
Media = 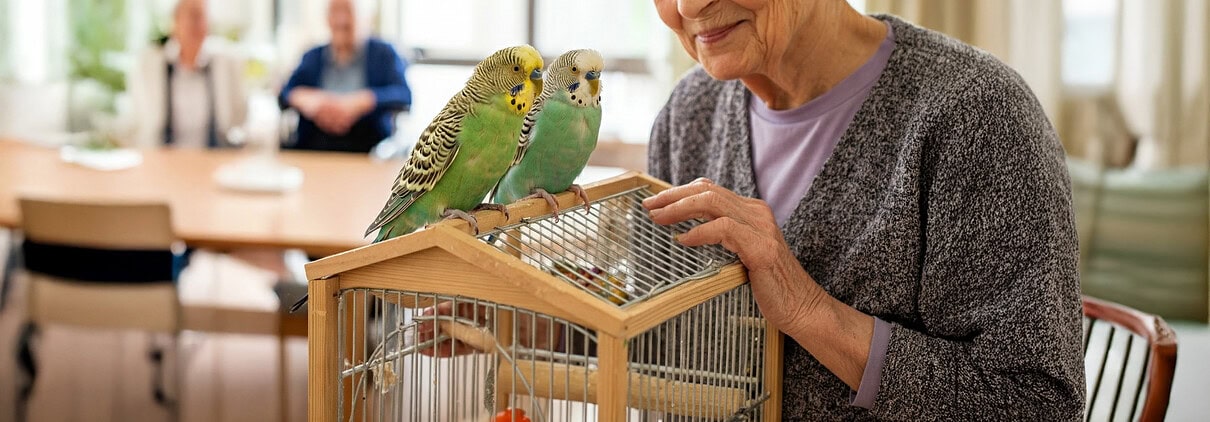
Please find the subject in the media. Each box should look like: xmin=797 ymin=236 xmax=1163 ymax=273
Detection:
xmin=414 ymin=0 xmax=886 ymax=391
xmin=644 ymin=0 xmax=888 ymax=389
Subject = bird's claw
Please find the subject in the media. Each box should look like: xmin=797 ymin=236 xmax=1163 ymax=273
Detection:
xmin=523 ymin=188 xmax=561 ymax=222
xmin=441 ymin=208 xmax=480 ymax=235
xmin=567 ymin=184 xmax=591 ymax=213
xmin=471 ymin=203 xmax=510 ymax=221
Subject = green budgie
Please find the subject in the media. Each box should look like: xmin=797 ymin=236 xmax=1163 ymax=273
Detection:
xmin=491 ymin=49 xmax=603 ymax=220
xmin=364 ymin=45 xmax=545 ymax=241
xmin=290 ymin=46 xmax=543 ymax=313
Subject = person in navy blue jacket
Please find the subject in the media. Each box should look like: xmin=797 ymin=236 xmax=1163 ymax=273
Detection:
xmin=279 ymin=0 xmax=412 ymax=153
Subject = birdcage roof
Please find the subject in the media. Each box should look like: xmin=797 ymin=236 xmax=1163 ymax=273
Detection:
xmin=304 ymin=172 xmax=748 ymax=338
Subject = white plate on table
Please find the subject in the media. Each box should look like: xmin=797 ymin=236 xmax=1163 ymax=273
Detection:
xmin=213 ymin=158 xmax=304 ymax=193
xmin=59 ymin=145 xmax=143 ymax=171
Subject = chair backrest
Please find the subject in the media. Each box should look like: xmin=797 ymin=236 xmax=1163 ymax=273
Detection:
xmin=18 ymin=198 xmax=180 ymax=331
xmin=1082 ymin=295 xmax=1178 ymax=422
xmin=19 ymin=198 xmax=174 ymax=250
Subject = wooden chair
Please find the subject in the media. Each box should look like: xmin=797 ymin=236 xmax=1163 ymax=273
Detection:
xmin=15 ymin=198 xmax=184 ymax=421
xmin=1083 ymin=295 xmax=1178 ymax=421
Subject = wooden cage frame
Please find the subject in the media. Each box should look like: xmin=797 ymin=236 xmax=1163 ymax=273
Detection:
xmin=304 ymin=172 xmax=783 ymax=421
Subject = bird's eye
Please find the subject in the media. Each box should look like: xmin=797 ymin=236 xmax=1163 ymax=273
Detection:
xmin=514 ymin=66 xmax=520 ymax=72
xmin=571 ymin=67 xmax=578 ymax=72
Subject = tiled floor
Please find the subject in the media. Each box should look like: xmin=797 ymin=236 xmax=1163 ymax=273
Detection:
xmin=0 ymin=228 xmax=1207 ymax=421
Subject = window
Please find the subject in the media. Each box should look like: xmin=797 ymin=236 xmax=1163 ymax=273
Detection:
xmin=388 ymin=0 xmax=670 ymax=144
xmin=533 ymin=0 xmax=657 ymax=70
xmin=5 ymin=0 xmax=70 ymax=84
xmin=0 ymin=0 xmax=9 ymax=81
xmin=398 ymin=0 xmax=528 ymax=61
xmin=393 ymin=0 xmax=656 ymax=66
xmin=1062 ymin=0 xmax=1118 ymax=89
xmin=848 ymin=0 xmax=867 ymax=13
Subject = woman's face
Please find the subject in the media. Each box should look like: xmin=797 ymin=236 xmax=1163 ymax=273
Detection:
xmin=655 ymin=0 xmax=770 ymax=80
xmin=654 ymin=0 xmax=801 ymax=80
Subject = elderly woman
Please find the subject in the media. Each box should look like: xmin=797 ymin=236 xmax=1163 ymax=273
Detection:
xmin=642 ymin=0 xmax=1085 ymax=419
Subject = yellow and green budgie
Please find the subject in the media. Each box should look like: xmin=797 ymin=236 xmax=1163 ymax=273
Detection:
xmin=365 ymin=45 xmax=545 ymax=241
xmin=491 ymin=49 xmax=603 ymax=219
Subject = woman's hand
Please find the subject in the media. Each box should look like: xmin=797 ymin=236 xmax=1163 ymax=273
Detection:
xmin=642 ymin=178 xmax=826 ymax=330
xmin=416 ymin=301 xmax=561 ymax=357
xmin=643 ymin=178 xmax=874 ymax=390
xmin=415 ymin=301 xmax=491 ymax=357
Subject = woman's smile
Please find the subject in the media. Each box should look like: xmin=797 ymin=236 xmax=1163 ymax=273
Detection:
xmin=696 ymin=21 xmax=744 ymax=44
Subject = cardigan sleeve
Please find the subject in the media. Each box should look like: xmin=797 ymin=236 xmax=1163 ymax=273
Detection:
xmin=647 ymin=101 xmax=673 ymax=182
xmin=647 ymin=68 xmax=717 ymax=185
xmin=868 ymin=72 xmax=1085 ymax=420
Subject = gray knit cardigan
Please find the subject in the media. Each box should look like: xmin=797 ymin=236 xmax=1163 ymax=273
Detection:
xmin=648 ymin=15 xmax=1085 ymax=421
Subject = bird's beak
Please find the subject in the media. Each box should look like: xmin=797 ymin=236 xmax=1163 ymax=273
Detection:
xmin=531 ymin=68 xmax=543 ymax=93
xmin=586 ymin=70 xmax=601 ymax=97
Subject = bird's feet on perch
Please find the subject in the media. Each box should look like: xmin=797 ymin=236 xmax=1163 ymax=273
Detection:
xmin=472 ymin=203 xmax=510 ymax=221
xmin=441 ymin=208 xmax=480 ymax=235
xmin=567 ymin=184 xmax=591 ymax=213
xmin=523 ymin=188 xmax=562 ymax=222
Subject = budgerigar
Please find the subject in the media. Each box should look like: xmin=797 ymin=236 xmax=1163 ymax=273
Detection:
xmin=291 ymin=46 xmax=542 ymax=312
xmin=491 ymin=49 xmax=603 ymax=220
xmin=365 ymin=45 xmax=545 ymax=241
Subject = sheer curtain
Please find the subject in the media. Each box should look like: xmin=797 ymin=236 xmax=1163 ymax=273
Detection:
xmin=864 ymin=0 xmax=1064 ymax=121
xmin=0 ymin=0 xmax=71 ymax=139
xmin=1117 ymin=0 xmax=1210 ymax=169
xmin=866 ymin=0 xmax=1210 ymax=170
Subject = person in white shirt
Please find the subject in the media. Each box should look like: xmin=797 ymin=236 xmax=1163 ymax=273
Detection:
xmin=125 ymin=0 xmax=247 ymax=149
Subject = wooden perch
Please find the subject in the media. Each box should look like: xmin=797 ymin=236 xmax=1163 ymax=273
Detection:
xmin=436 ymin=318 xmax=750 ymax=418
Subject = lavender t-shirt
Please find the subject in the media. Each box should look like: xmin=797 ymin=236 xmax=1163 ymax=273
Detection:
xmin=750 ymin=23 xmax=896 ymax=226
xmin=748 ymin=22 xmax=895 ymax=409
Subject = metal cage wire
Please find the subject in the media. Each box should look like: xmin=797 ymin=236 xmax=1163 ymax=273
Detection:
xmin=337 ymin=286 xmax=767 ymax=421
xmin=331 ymin=183 xmax=769 ymax=421
xmin=479 ymin=185 xmax=737 ymax=308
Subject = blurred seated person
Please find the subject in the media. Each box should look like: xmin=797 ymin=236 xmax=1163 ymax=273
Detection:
xmin=278 ymin=0 xmax=412 ymax=153
xmin=126 ymin=0 xmax=248 ymax=149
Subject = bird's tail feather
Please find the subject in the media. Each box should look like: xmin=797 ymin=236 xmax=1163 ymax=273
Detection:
xmin=365 ymin=193 xmax=416 ymax=238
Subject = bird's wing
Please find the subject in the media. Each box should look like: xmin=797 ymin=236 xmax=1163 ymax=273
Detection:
xmin=509 ymin=92 xmax=547 ymax=166
xmin=364 ymin=110 xmax=463 ymax=236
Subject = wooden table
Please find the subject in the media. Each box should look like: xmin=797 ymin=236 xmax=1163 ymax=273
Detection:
xmin=0 ymin=140 xmax=400 ymax=257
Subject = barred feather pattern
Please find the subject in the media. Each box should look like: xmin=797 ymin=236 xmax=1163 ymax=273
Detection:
xmin=365 ymin=45 xmax=542 ymax=237
xmin=510 ymin=49 xmax=596 ymax=165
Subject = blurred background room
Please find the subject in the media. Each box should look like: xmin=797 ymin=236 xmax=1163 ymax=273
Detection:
xmin=0 ymin=0 xmax=1206 ymax=420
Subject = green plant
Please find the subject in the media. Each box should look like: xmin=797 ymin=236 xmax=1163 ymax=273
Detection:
xmin=68 ymin=0 xmax=127 ymax=93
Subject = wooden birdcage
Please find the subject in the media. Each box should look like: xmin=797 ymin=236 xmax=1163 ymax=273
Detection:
xmin=305 ymin=173 xmax=783 ymax=421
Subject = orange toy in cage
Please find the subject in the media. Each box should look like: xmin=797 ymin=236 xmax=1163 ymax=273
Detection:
xmin=305 ymin=172 xmax=783 ymax=421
